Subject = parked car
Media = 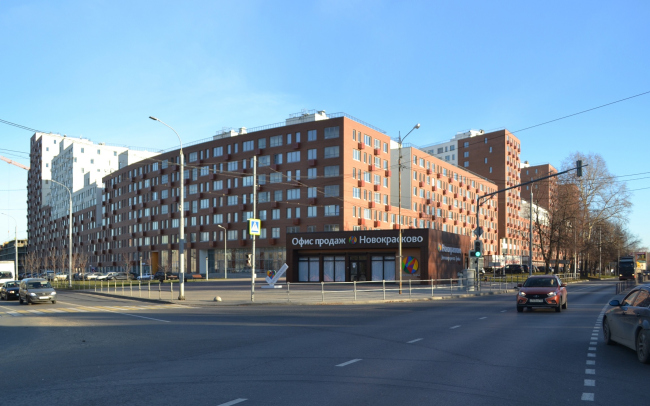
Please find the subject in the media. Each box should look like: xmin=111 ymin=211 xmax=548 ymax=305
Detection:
xmin=516 ymin=275 xmax=567 ymax=313
xmin=55 ymin=273 xmax=68 ymax=281
xmin=45 ymin=271 xmax=55 ymax=281
xmin=154 ymin=271 xmax=179 ymax=282
xmin=85 ymin=272 xmax=101 ymax=280
xmin=96 ymin=273 xmax=113 ymax=281
xmin=137 ymin=274 xmax=154 ymax=281
xmin=0 ymin=280 xmax=20 ymax=300
xmin=113 ymin=272 xmax=136 ymax=280
xmin=19 ymin=278 xmax=57 ymax=305
xmin=505 ymin=264 xmax=526 ymax=274
xmin=603 ymin=285 xmax=650 ymax=364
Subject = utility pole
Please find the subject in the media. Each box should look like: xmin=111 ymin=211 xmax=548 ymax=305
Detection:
xmin=251 ymin=156 xmax=257 ymax=302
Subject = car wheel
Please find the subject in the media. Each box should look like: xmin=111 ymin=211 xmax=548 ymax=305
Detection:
xmin=555 ymin=300 xmax=561 ymax=312
xmin=51 ymin=299 xmax=56 ymax=304
xmin=26 ymin=297 xmax=32 ymax=305
xmin=603 ymin=319 xmax=615 ymax=345
xmin=636 ymin=330 xmax=650 ymax=364
xmin=517 ymin=306 xmax=523 ymax=313
xmin=19 ymin=296 xmax=23 ymax=304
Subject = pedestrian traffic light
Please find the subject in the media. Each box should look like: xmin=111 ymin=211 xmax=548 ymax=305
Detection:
xmin=246 ymin=254 xmax=252 ymax=267
xmin=473 ymin=240 xmax=483 ymax=257
xmin=576 ymin=160 xmax=583 ymax=177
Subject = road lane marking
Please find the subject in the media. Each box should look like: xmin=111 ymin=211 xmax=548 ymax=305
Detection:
xmin=26 ymin=310 xmax=45 ymax=314
xmin=590 ymin=341 xmax=597 ymax=345
xmin=407 ymin=338 xmax=423 ymax=344
xmin=585 ymin=369 xmax=595 ymax=375
xmin=500 ymin=310 xmax=507 ymax=312
xmin=450 ymin=325 xmax=461 ymax=329
xmin=581 ymin=393 xmax=594 ymax=401
xmin=584 ymin=379 xmax=595 ymax=386
xmin=479 ymin=317 xmax=487 ymax=320
xmin=336 ymin=359 xmax=362 ymax=367
xmin=217 ymin=399 xmax=247 ymax=406
xmin=588 ymin=347 xmax=596 ymax=351
xmin=587 ymin=353 xmax=596 ymax=357
xmin=5 ymin=311 xmax=21 ymax=316
xmin=586 ymin=360 xmax=595 ymax=365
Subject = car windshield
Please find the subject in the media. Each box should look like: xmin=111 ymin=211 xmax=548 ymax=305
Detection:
xmin=5 ymin=281 xmax=19 ymax=288
xmin=523 ymin=278 xmax=557 ymax=288
xmin=27 ymin=281 xmax=52 ymax=289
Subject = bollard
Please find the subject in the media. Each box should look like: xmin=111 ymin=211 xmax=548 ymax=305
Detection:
xmin=158 ymin=282 xmax=161 ymax=300
xmin=321 ymin=281 xmax=325 ymax=303
xmin=148 ymin=281 xmax=150 ymax=299
xmin=94 ymin=280 xmax=97 ymax=292
xmin=287 ymin=282 xmax=291 ymax=302
xmin=353 ymin=280 xmax=357 ymax=301
xmin=170 ymin=281 xmax=173 ymax=300
xmin=139 ymin=281 xmax=141 ymax=297
xmin=409 ymin=279 xmax=412 ymax=298
xmin=122 ymin=281 xmax=124 ymax=295
xmin=383 ymin=280 xmax=386 ymax=301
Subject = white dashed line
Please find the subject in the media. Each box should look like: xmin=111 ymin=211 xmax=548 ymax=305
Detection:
xmin=581 ymin=393 xmax=594 ymax=401
xmin=500 ymin=310 xmax=507 ymax=313
xmin=586 ymin=360 xmax=595 ymax=365
xmin=585 ymin=369 xmax=595 ymax=375
xmin=336 ymin=359 xmax=362 ymax=367
xmin=479 ymin=317 xmax=487 ymax=320
xmin=217 ymin=399 xmax=247 ymax=406
xmin=587 ymin=353 xmax=596 ymax=358
xmin=407 ymin=338 xmax=423 ymax=344
xmin=450 ymin=325 xmax=461 ymax=329
xmin=584 ymin=379 xmax=595 ymax=387
xmin=588 ymin=347 xmax=596 ymax=351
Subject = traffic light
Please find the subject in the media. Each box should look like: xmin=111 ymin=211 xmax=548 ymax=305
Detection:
xmin=576 ymin=160 xmax=583 ymax=177
xmin=246 ymin=254 xmax=252 ymax=267
xmin=473 ymin=240 xmax=483 ymax=257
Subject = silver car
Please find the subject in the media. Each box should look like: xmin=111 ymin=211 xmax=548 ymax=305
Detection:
xmin=603 ymin=284 xmax=650 ymax=363
xmin=19 ymin=278 xmax=57 ymax=305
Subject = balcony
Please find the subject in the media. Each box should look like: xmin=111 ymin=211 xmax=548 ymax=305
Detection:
xmin=373 ymin=184 xmax=380 ymax=191
xmin=357 ymin=218 xmax=365 ymax=226
xmin=308 ymin=159 xmax=317 ymax=167
xmin=385 ymin=169 xmax=391 ymax=177
xmin=384 ymin=205 xmax=391 ymax=211
xmin=308 ymin=198 xmax=317 ymax=206
xmin=368 ymin=202 xmax=375 ymax=208
xmin=292 ymin=218 xmax=300 ymax=225
xmin=357 ymin=180 xmax=365 ymax=187
xmin=358 ymin=142 xmax=365 ymax=150
xmin=268 ymin=238 xmax=276 ymax=246
xmin=374 ymin=220 xmax=380 ymax=227
xmin=239 ymin=240 xmax=247 ymax=247
xmin=373 ymin=148 xmax=380 ymax=156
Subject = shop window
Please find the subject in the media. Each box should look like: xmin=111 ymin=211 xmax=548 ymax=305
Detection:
xmin=323 ymin=256 xmax=345 ymax=282
xmin=299 ymin=256 xmax=320 ymax=282
xmin=371 ymin=255 xmax=396 ymax=281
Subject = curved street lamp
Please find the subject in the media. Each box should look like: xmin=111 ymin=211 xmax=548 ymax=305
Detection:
xmin=48 ymin=179 xmax=73 ymax=288
xmin=397 ymin=123 xmax=420 ymax=294
xmin=149 ymin=116 xmax=186 ymax=300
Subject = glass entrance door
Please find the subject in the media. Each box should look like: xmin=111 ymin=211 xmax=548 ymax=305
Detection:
xmin=349 ymin=255 xmax=367 ymax=281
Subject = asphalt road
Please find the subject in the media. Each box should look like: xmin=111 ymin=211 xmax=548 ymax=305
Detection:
xmin=1 ymin=280 xmax=647 ymax=405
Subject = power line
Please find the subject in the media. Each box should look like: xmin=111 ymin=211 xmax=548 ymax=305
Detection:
xmin=0 ymin=118 xmax=43 ymax=133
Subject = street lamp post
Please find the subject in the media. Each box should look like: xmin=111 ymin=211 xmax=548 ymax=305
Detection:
xmin=48 ymin=179 xmax=73 ymax=288
xmin=1 ymin=213 xmax=18 ymax=279
xmin=218 ymin=224 xmax=227 ymax=279
xmin=150 ymin=116 xmax=185 ymax=300
xmin=397 ymin=123 xmax=421 ymax=294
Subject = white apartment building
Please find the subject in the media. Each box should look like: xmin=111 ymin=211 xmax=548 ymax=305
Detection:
xmin=422 ymin=129 xmax=486 ymax=166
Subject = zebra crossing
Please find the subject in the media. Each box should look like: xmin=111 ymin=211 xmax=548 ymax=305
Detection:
xmin=0 ymin=304 xmax=187 ymax=317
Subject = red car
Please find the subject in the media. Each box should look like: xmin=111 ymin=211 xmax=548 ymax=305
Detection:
xmin=516 ymin=275 xmax=567 ymax=312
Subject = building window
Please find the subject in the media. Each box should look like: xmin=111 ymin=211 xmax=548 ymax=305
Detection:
xmin=287 ymin=151 xmax=300 ymax=162
xmin=324 ymin=166 xmax=339 ymax=177
xmin=213 ymin=146 xmax=223 ymax=157
xmin=243 ymin=141 xmax=254 ymax=151
xmin=324 ymin=185 xmax=339 ymax=197
xmin=270 ymin=135 xmax=283 ymax=147
xmin=307 ymin=130 xmax=317 ymax=141
xmin=324 ymin=146 xmax=339 ymax=159
xmin=308 ymin=149 xmax=317 ymax=160
xmin=287 ymin=189 xmax=300 ymax=200
xmin=308 ymin=207 xmax=317 ymax=217
xmin=324 ymin=126 xmax=340 ymax=139
xmin=324 ymin=224 xmax=340 ymax=232
xmin=308 ymin=168 xmax=317 ymax=179
xmin=189 ymin=152 xmax=198 ymax=162
xmin=464 ymin=161 xmax=469 ymax=167
xmin=352 ymin=149 xmax=360 ymax=161
xmin=324 ymin=205 xmax=340 ymax=216
xmin=272 ymin=227 xmax=280 ymax=238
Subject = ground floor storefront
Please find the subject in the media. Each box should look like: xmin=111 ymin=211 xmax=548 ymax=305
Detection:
xmin=285 ymin=229 xmax=470 ymax=283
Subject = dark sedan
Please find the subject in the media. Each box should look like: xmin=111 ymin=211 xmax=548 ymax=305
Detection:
xmin=603 ymin=284 xmax=650 ymax=364
xmin=0 ymin=280 xmax=20 ymax=300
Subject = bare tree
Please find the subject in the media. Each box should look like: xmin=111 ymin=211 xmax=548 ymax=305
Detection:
xmin=120 ymin=252 xmax=132 ymax=276
xmin=25 ymin=251 xmax=37 ymax=276
xmin=77 ymin=252 xmax=89 ymax=278
xmin=56 ymin=250 xmax=68 ymax=278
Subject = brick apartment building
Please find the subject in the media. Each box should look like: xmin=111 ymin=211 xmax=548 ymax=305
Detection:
xmin=27 ymin=111 xmax=499 ymax=281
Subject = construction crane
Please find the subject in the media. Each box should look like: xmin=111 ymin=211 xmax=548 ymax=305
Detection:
xmin=0 ymin=155 xmax=29 ymax=170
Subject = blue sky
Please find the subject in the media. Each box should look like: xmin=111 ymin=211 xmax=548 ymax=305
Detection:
xmin=1 ymin=0 xmax=649 ymax=247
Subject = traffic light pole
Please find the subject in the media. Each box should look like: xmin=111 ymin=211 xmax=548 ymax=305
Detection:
xmin=474 ymin=161 xmax=585 ymax=273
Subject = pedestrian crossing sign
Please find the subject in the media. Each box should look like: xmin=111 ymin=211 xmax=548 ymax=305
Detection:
xmin=249 ymin=219 xmax=261 ymax=236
